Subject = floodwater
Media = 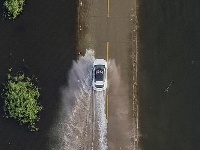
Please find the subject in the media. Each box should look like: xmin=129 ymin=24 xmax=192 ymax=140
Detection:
xmin=0 ymin=0 xmax=77 ymax=149
xmin=138 ymin=0 xmax=200 ymax=150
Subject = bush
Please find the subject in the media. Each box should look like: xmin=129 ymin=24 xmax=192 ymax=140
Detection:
xmin=4 ymin=0 xmax=25 ymax=19
xmin=2 ymin=70 xmax=43 ymax=131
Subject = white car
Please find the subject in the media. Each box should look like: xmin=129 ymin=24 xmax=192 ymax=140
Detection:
xmin=92 ymin=59 xmax=107 ymax=91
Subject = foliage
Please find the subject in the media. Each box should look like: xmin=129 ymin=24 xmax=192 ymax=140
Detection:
xmin=2 ymin=70 xmax=43 ymax=131
xmin=4 ymin=0 xmax=25 ymax=19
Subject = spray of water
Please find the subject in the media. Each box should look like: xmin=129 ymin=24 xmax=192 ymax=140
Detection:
xmin=49 ymin=49 xmax=110 ymax=150
xmin=93 ymin=91 xmax=107 ymax=150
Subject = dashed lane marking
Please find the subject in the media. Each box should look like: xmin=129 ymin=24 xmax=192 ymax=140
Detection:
xmin=106 ymin=42 xmax=109 ymax=61
xmin=106 ymin=95 xmax=109 ymax=123
xmin=107 ymin=0 xmax=110 ymax=17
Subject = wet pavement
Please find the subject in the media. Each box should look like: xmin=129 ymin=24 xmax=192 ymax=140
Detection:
xmin=79 ymin=0 xmax=138 ymax=149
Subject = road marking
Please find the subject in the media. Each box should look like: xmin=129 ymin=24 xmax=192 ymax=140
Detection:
xmin=106 ymin=42 xmax=109 ymax=61
xmin=107 ymin=0 xmax=110 ymax=17
xmin=106 ymin=95 xmax=109 ymax=123
xmin=106 ymin=42 xmax=109 ymax=123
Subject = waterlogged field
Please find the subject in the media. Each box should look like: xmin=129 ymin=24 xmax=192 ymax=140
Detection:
xmin=49 ymin=50 xmax=119 ymax=150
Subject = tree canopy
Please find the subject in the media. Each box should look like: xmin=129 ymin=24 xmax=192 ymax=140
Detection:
xmin=4 ymin=0 xmax=25 ymax=19
xmin=2 ymin=71 xmax=43 ymax=131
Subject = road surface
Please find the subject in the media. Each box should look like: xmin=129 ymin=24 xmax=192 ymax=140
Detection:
xmin=78 ymin=0 xmax=139 ymax=149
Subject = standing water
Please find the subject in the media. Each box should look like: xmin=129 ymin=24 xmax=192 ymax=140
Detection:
xmin=139 ymin=0 xmax=200 ymax=149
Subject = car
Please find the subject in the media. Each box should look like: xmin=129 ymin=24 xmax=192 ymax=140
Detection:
xmin=92 ymin=59 xmax=107 ymax=91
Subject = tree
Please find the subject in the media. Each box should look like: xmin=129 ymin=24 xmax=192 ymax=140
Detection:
xmin=4 ymin=0 xmax=25 ymax=19
xmin=2 ymin=69 xmax=43 ymax=131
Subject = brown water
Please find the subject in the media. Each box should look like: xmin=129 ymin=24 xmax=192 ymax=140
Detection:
xmin=0 ymin=0 xmax=77 ymax=149
xmin=138 ymin=0 xmax=200 ymax=149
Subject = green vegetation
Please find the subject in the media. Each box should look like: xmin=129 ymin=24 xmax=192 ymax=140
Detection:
xmin=2 ymin=69 xmax=43 ymax=131
xmin=4 ymin=0 xmax=25 ymax=19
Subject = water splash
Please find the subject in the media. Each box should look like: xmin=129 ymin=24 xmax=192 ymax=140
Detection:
xmin=49 ymin=50 xmax=94 ymax=150
xmin=94 ymin=91 xmax=107 ymax=150
xmin=49 ymin=49 xmax=109 ymax=150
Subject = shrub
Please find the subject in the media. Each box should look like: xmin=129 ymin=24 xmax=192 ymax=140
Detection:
xmin=4 ymin=0 xmax=25 ymax=19
xmin=2 ymin=70 xmax=43 ymax=131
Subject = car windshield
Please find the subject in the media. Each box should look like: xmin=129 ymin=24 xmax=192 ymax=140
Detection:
xmin=94 ymin=66 xmax=105 ymax=81
xmin=95 ymin=84 xmax=104 ymax=88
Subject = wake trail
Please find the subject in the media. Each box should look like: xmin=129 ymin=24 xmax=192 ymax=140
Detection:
xmin=49 ymin=49 xmax=109 ymax=150
xmin=93 ymin=91 xmax=107 ymax=150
